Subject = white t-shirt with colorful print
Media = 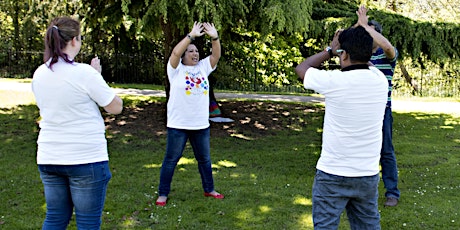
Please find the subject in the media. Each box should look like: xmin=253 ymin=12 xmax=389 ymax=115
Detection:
xmin=166 ymin=56 xmax=216 ymax=130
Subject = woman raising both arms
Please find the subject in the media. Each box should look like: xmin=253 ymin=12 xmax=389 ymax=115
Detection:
xmin=155 ymin=21 xmax=223 ymax=206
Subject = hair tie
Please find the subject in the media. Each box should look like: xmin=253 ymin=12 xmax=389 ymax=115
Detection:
xmin=52 ymin=25 xmax=59 ymax=30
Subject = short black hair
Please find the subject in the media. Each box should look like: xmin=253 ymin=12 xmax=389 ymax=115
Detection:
xmin=368 ymin=20 xmax=382 ymax=34
xmin=338 ymin=26 xmax=373 ymax=62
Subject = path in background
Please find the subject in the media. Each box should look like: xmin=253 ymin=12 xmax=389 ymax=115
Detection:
xmin=1 ymin=81 xmax=459 ymax=115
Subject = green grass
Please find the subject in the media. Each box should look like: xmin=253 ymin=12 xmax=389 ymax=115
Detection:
xmin=1 ymin=90 xmax=459 ymax=229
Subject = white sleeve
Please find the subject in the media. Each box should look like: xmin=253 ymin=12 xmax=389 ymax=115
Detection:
xmin=83 ymin=66 xmax=116 ymax=107
xmin=303 ymin=68 xmax=333 ymax=94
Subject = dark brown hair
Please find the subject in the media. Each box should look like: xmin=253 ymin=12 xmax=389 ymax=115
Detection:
xmin=339 ymin=26 xmax=373 ymax=62
xmin=44 ymin=17 xmax=80 ymax=69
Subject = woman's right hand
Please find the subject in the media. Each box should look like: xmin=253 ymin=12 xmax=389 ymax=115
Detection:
xmin=189 ymin=22 xmax=204 ymax=39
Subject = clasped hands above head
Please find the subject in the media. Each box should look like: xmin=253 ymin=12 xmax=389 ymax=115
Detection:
xmin=188 ymin=21 xmax=219 ymax=40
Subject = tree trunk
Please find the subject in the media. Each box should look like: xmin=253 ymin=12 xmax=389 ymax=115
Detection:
xmin=399 ymin=63 xmax=420 ymax=95
xmin=160 ymin=16 xmax=182 ymax=123
xmin=13 ymin=3 xmax=20 ymax=52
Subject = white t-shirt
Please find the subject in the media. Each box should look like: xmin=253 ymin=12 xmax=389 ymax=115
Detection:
xmin=32 ymin=58 xmax=116 ymax=165
xmin=166 ymin=57 xmax=216 ymax=129
xmin=304 ymin=65 xmax=387 ymax=177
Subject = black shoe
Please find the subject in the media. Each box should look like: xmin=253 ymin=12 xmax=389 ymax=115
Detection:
xmin=384 ymin=197 xmax=398 ymax=207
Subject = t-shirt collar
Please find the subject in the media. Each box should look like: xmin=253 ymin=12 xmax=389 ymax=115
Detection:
xmin=341 ymin=64 xmax=369 ymax=72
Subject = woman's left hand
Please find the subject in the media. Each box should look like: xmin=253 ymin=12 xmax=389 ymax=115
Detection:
xmin=203 ymin=22 xmax=218 ymax=40
xmin=90 ymin=56 xmax=102 ymax=73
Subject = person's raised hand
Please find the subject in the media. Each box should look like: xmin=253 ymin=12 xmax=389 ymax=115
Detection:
xmin=203 ymin=22 xmax=218 ymax=40
xmin=330 ymin=29 xmax=343 ymax=56
xmin=189 ymin=21 xmax=204 ymax=39
xmin=90 ymin=55 xmax=102 ymax=73
xmin=356 ymin=5 xmax=369 ymax=27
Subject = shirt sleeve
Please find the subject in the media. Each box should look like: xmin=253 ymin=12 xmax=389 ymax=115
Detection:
xmin=200 ymin=56 xmax=216 ymax=76
xmin=83 ymin=65 xmax=116 ymax=107
xmin=167 ymin=59 xmax=180 ymax=82
xmin=303 ymin=67 xmax=333 ymax=94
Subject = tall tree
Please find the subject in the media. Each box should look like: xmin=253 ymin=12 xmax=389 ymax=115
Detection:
xmin=118 ymin=0 xmax=313 ymax=94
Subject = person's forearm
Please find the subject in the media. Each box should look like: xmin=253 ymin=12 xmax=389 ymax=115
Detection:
xmin=362 ymin=25 xmax=396 ymax=58
xmin=295 ymin=51 xmax=330 ymax=80
xmin=209 ymin=38 xmax=221 ymax=67
xmin=211 ymin=38 xmax=221 ymax=59
xmin=104 ymin=95 xmax=123 ymax=114
xmin=171 ymin=36 xmax=192 ymax=58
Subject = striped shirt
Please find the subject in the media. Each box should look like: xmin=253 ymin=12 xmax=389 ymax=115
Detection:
xmin=370 ymin=47 xmax=398 ymax=107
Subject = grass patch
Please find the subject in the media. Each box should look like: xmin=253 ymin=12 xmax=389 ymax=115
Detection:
xmin=0 ymin=91 xmax=459 ymax=229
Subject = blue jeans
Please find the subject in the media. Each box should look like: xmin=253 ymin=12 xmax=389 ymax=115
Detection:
xmin=38 ymin=161 xmax=111 ymax=230
xmin=312 ymin=170 xmax=380 ymax=230
xmin=158 ymin=127 xmax=214 ymax=196
xmin=380 ymin=106 xmax=400 ymax=199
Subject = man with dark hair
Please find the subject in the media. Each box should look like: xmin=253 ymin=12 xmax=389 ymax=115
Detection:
xmin=295 ymin=26 xmax=387 ymax=229
xmin=357 ymin=6 xmax=401 ymax=207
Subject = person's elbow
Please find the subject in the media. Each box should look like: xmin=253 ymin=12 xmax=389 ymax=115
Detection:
xmin=104 ymin=96 xmax=123 ymax=115
xmin=382 ymin=46 xmax=396 ymax=59
xmin=295 ymin=66 xmax=306 ymax=81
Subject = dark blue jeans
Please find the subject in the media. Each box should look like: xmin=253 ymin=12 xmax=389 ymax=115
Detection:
xmin=312 ymin=170 xmax=381 ymax=230
xmin=380 ymin=106 xmax=400 ymax=199
xmin=158 ymin=127 xmax=214 ymax=196
xmin=38 ymin=161 xmax=111 ymax=230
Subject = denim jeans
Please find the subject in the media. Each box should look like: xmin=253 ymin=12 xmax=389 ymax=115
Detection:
xmin=38 ymin=161 xmax=111 ymax=230
xmin=312 ymin=170 xmax=380 ymax=230
xmin=158 ymin=127 xmax=214 ymax=196
xmin=380 ymin=106 xmax=400 ymax=199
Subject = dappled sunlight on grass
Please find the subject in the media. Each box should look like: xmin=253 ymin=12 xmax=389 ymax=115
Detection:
xmin=144 ymin=158 xmax=238 ymax=170
xmin=121 ymin=218 xmax=139 ymax=227
xmin=216 ymin=160 xmax=237 ymax=168
xmin=178 ymin=157 xmax=195 ymax=165
xmin=258 ymin=205 xmax=272 ymax=213
xmin=230 ymin=133 xmax=254 ymax=140
xmin=143 ymin=163 xmax=161 ymax=169
xmin=298 ymin=213 xmax=314 ymax=228
xmin=230 ymin=173 xmax=241 ymax=178
xmin=235 ymin=208 xmax=268 ymax=227
xmin=293 ymin=195 xmax=312 ymax=206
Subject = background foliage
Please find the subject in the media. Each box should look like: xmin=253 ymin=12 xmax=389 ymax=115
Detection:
xmin=0 ymin=0 xmax=459 ymax=96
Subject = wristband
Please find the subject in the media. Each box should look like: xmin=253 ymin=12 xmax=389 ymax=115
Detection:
xmin=187 ymin=34 xmax=194 ymax=41
xmin=325 ymin=46 xmax=333 ymax=59
xmin=212 ymin=36 xmax=219 ymax=41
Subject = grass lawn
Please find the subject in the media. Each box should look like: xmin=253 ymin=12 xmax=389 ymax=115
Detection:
xmin=0 ymin=88 xmax=459 ymax=229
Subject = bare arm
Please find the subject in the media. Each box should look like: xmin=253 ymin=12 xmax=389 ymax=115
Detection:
xmin=169 ymin=22 xmax=204 ymax=68
xmin=104 ymin=95 xmax=123 ymax=114
xmin=295 ymin=51 xmax=330 ymax=81
xmin=296 ymin=30 xmax=340 ymax=80
xmin=356 ymin=6 xmax=396 ymax=59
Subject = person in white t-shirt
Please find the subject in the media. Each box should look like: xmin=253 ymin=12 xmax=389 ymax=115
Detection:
xmin=32 ymin=16 xmax=123 ymax=229
xmin=295 ymin=26 xmax=387 ymax=229
xmin=155 ymin=21 xmax=223 ymax=206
